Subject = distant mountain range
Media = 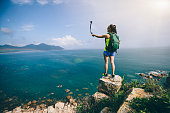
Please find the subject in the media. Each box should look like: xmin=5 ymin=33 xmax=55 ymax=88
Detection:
xmin=0 ymin=43 xmax=64 ymax=50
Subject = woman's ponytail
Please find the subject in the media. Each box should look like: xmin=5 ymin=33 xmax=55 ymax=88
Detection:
xmin=109 ymin=24 xmax=117 ymax=34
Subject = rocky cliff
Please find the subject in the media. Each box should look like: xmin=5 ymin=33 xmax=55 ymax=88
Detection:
xmin=4 ymin=75 xmax=156 ymax=113
xmin=117 ymin=88 xmax=153 ymax=113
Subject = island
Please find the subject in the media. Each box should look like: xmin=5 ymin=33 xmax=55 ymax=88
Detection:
xmin=0 ymin=43 xmax=64 ymax=53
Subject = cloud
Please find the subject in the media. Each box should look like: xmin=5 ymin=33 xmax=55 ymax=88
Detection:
xmin=65 ymin=24 xmax=73 ymax=28
xmin=50 ymin=35 xmax=85 ymax=49
xmin=0 ymin=27 xmax=13 ymax=36
xmin=11 ymin=0 xmax=32 ymax=5
xmin=11 ymin=0 xmax=65 ymax=5
xmin=1 ymin=27 xmax=12 ymax=33
xmin=22 ymin=25 xmax=34 ymax=31
xmin=53 ymin=0 xmax=64 ymax=4
xmin=36 ymin=0 xmax=48 ymax=5
xmin=7 ymin=19 xmax=10 ymax=22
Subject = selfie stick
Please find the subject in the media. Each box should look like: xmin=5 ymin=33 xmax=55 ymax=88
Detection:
xmin=90 ymin=21 xmax=93 ymax=35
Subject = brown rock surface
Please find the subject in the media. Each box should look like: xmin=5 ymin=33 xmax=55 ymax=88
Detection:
xmin=55 ymin=101 xmax=76 ymax=113
xmin=117 ymin=88 xmax=153 ymax=113
xmin=32 ymin=100 xmax=37 ymax=104
xmin=125 ymin=88 xmax=153 ymax=101
xmin=93 ymin=92 xmax=109 ymax=102
xmin=98 ymin=75 xmax=122 ymax=95
xmin=139 ymin=73 xmax=145 ymax=76
xmin=65 ymin=89 xmax=70 ymax=93
xmin=47 ymin=105 xmax=55 ymax=113
xmin=100 ymin=107 xmax=112 ymax=113
xmin=27 ymin=101 xmax=31 ymax=105
xmin=12 ymin=106 xmax=22 ymax=113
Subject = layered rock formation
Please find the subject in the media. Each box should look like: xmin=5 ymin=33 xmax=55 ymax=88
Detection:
xmin=100 ymin=107 xmax=112 ymax=113
xmin=93 ymin=92 xmax=109 ymax=102
xmin=5 ymin=101 xmax=77 ymax=113
xmin=92 ymin=75 xmax=122 ymax=104
xmin=117 ymin=88 xmax=153 ymax=113
xmin=95 ymin=75 xmax=154 ymax=113
xmin=98 ymin=75 xmax=122 ymax=95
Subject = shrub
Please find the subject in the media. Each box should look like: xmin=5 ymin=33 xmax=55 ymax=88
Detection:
xmin=144 ymin=79 xmax=165 ymax=96
xmin=76 ymin=95 xmax=109 ymax=113
xmin=129 ymin=78 xmax=170 ymax=113
xmin=121 ymin=76 xmax=143 ymax=92
xmin=130 ymin=94 xmax=170 ymax=113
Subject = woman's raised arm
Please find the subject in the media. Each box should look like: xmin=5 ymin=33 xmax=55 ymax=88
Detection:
xmin=92 ymin=34 xmax=109 ymax=38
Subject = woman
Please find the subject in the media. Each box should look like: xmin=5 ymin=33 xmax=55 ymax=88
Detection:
xmin=92 ymin=24 xmax=119 ymax=79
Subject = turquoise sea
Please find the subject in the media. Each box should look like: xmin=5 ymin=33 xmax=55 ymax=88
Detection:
xmin=0 ymin=48 xmax=170 ymax=111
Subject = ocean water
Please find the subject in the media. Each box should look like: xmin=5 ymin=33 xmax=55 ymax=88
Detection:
xmin=0 ymin=48 xmax=170 ymax=111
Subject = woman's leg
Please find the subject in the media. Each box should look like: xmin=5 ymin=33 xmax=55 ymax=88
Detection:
xmin=110 ymin=56 xmax=115 ymax=75
xmin=104 ymin=54 xmax=109 ymax=74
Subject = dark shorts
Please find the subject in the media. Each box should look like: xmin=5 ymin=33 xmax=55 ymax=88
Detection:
xmin=103 ymin=51 xmax=115 ymax=56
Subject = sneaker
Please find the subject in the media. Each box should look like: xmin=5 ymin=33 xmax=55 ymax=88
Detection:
xmin=102 ymin=73 xmax=107 ymax=78
xmin=112 ymin=74 xmax=115 ymax=78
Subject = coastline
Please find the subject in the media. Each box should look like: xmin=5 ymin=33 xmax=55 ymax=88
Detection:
xmin=4 ymin=73 xmax=169 ymax=113
xmin=0 ymin=49 xmax=64 ymax=54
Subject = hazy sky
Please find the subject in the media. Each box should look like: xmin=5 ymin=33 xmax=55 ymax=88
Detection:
xmin=0 ymin=0 xmax=170 ymax=49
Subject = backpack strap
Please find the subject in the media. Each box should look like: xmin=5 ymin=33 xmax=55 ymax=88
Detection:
xmin=105 ymin=33 xmax=112 ymax=49
xmin=108 ymin=32 xmax=114 ymax=41
xmin=108 ymin=32 xmax=114 ymax=45
xmin=104 ymin=33 xmax=111 ymax=51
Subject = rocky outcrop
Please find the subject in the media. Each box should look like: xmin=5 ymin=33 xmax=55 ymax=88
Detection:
xmin=92 ymin=92 xmax=109 ymax=102
xmin=12 ymin=106 xmax=22 ymax=113
xmin=91 ymin=75 xmax=122 ymax=104
xmin=5 ymin=101 xmax=77 ymax=113
xmin=77 ymin=75 xmax=123 ymax=113
xmin=117 ymin=88 xmax=153 ymax=113
xmin=100 ymin=107 xmax=112 ymax=113
xmin=48 ymin=105 xmax=55 ymax=113
xmin=98 ymin=75 xmax=122 ymax=96
xmin=117 ymin=102 xmax=132 ymax=113
xmin=138 ymin=71 xmax=168 ymax=80
xmin=55 ymin=102 xmax=76 ymax=113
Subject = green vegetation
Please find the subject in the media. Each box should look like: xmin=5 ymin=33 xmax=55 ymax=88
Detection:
xmin=130 ymin=94 xmax=170 ymax=113
xmin=121 ymin=76 xmax=143 ymax=91
xmin=76 ymin=76 xmax=170 ymax=113
xmin=144 ymin=79 xmax=164 ymax=95
xmin=129 ymin=79 xmax=170 ymax=113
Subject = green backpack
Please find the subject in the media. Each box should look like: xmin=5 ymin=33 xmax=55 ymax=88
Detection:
xmin=106 ymin=32 xmax=119 ymax=52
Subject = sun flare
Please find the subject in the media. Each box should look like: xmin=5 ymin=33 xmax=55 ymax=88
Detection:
xmin=153 ymin=0 xmax=170 ymax=10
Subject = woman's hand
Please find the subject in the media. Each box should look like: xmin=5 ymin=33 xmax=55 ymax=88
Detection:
xmin=92 ymin=34 xmax=96 ymax=37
